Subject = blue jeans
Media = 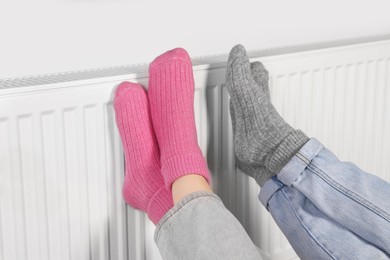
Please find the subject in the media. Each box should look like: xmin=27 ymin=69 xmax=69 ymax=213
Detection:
xmin=259 ymin=138 xmax=390 ymax=259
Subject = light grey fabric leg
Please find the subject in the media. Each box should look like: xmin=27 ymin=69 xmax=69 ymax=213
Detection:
xmin=154 ymin=191 xmax=262 ymax=260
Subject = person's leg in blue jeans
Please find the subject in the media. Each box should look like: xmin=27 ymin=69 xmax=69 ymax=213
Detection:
xmin=226 ymin=44 xmax=390 ymax=259
xmin=259 ymin=140 xmax=390 ymax=259
xmin=275 ymin=138 xmax=390 ymax=254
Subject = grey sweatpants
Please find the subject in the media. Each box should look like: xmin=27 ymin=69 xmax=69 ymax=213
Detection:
xmin=154 ymin=191 xmax=263 ymax=260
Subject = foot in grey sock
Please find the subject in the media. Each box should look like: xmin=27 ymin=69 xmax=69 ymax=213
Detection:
xmin=226 ymin=44 xmax=309 ymax=186
xmin=230 ymin=62 xmax=273 ymax=186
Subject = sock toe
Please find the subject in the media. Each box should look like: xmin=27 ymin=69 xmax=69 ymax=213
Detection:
xmin=114 ymin=81 xmax=144 ymax=102
xmin=228 ymin=44 xmax=247 ymax=63
xmin=250 ymin=61 xmax=265 ymax=71
xmin=229 ymin=47 xmax=250 ymax=69
xmin=227 ymin=44 xmax=252 ymax=82
xmin=149 ymin=47 xmax=191 ymax=71
xmin=251 ymin=61 xmax=268 ymax=83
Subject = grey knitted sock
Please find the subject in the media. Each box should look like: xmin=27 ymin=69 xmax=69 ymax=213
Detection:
xmin=231 ymin=102 xmax=273 ymax=186
xmin=230 ymin=61 xmax=273 ymax=186
xmin=226 ymin=44 xmax=309 ymax=186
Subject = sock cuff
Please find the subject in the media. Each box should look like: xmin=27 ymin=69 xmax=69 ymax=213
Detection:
xmin=147 ymin=187 xmax=174 ymax=225
xmin=266 ymin=130 xmax=309 ymax=174
xmin=161 ymin=151 xmax=211 ymax=190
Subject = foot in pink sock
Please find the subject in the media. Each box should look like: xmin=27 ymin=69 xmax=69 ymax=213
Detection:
xmin=148 ymin=48 xmax=211 ymax=189
xmin=114 ymin=81 xmax=173 ymax=225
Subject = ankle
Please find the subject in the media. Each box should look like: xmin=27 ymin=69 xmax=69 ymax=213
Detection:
xmin=161 ymin=151 xmax=211 ymax=189
xmin=171 ymin=174 xmax=212 ymax=204
xmin=267 ymin=130 xmax=309 ymax=173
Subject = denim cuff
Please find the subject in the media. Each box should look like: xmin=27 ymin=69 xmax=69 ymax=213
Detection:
xmin=259 ymin=138 xmax=324 ymax=209
xmin=258 ymin=177 xmax=284 ymax=209
xmin=278 ymin=138 xmax=324 ymax=186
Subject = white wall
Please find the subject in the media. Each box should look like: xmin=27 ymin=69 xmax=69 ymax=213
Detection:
xmin=1 ymin=0 xmax=390 ymax=79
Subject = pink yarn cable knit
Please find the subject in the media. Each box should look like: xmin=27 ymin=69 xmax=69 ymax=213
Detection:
xmin=148 ymin=48 xmax=211 ymax=189
xmin=114 ymin=81 xmax=173 ymax=225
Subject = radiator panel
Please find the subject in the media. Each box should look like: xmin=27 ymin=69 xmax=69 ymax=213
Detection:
xmin=1 ymin=39 xmax=390 ymax=260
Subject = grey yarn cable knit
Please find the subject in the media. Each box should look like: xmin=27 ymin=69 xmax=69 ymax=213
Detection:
xmin=226 ymin=44 xmax=309 ymax=186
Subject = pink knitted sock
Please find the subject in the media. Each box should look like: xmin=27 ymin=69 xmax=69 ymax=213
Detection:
xmin=148 ymin=48 xmax=211 ymax=189
xmin=114 ymin=81 xmax=173 ymax=225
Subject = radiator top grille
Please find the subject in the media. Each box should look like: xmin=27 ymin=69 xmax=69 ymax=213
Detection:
xmin=1 ymin=34 xmax=389 ymax=90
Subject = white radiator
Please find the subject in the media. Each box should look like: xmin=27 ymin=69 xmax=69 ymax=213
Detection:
xmin=1 ymin=36 xmax=390 ymax=260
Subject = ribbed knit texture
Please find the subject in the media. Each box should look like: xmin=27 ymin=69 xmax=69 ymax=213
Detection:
xmin=226 ymin=44 xmax=309 ymax=185
xmin=230 ymin=62 xmax=273 ymax=186
xmin=114 ymin=81 xmax=173 ymax=225
xmin=148 ymin=48 xmax=210 ymax=189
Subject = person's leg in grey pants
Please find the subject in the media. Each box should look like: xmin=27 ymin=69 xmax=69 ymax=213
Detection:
xmin=155 ymin=191 xmax=263 ymax=260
